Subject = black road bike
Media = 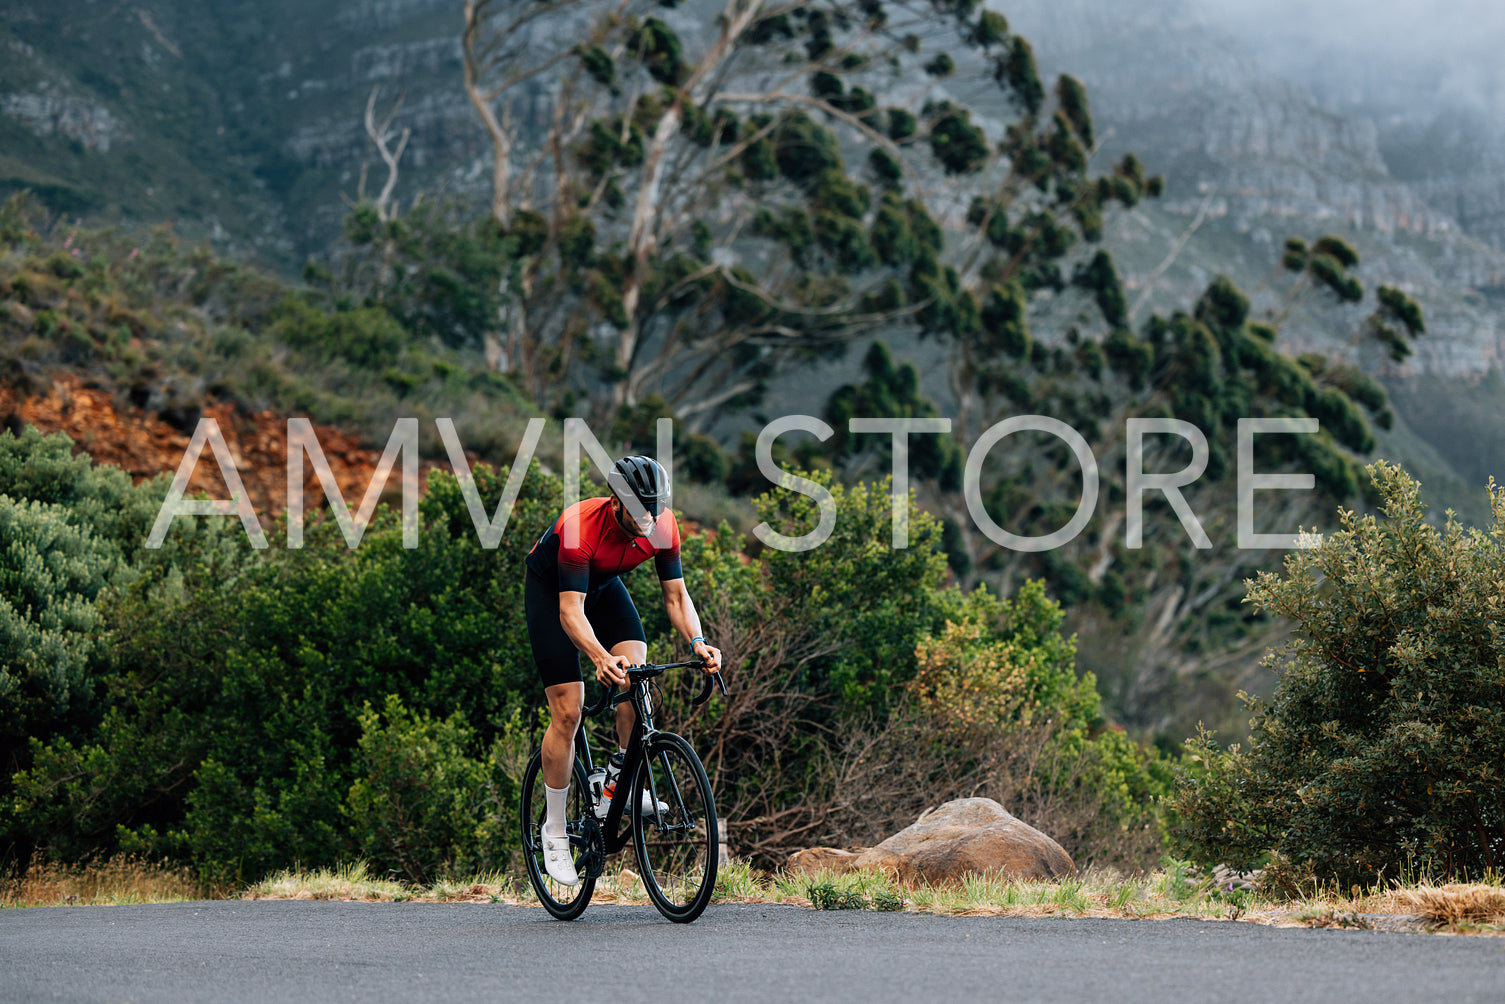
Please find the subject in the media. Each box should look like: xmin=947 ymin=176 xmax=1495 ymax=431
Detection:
xmin=520 ymin=660 xmax=727 ymax=923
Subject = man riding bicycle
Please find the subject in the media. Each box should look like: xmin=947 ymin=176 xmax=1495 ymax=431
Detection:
xmin=524 ymin=455 xmax=722 ymax=887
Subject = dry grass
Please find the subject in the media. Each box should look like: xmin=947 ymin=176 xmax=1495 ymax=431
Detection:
xmin=243 ymin=862 xmax=529 ymax=904
xmin=246 ymin=860 xmax=759 ymax=908
xmin=1390 ymin=883 xmax=1505 ymax=927
xmin=245 ymin=862 xmax=414 ymax=902
xmin=1 ymin=855 xmax=204 ymax=908
xmin=777 ymin=866 xmax=1202 ymax=920
xmin=10 ymin=854 xmax=1501 ymax=936
xmin=734 ymin=863 xmax=1504 ymax=935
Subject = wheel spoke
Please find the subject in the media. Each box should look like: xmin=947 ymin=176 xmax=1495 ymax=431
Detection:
xmin=632 ymin=734 xmax=717 ymax=922
xmin=655 ymin=749 xmax=692 ymax=827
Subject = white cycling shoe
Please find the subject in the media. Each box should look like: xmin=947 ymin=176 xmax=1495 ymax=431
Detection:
xmin=594 ymin=787 xmax=670 ymax=820
xmin=540 ymin=826 xmax=579 ymax=887
xmin=639 ymin=790 xmax=670 ymax=818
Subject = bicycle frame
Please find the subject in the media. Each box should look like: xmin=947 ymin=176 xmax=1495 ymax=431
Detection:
xmin=573 ymin=661 xmax=723 ymax=861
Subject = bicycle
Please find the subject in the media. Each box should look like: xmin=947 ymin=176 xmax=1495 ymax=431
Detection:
xmin=519 ymin=659 xmax=728 ymax=923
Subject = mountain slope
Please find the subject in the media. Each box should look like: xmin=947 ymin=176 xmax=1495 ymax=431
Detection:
xmin=0 ymin=0 xmax=479 ymax=264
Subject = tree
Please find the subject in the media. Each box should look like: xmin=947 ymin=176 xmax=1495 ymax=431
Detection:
xmin=840 ymin=231 xmax=1427 ymax=736
xmin=1171 ymin=463 xmax=1505 ymax=888
xmin=454 ymin=2 xmax=1427 ymax=734
xmin=458 ymin=0 xmax=1154 ymax=420
xmin=462 ymin=0 xmax=598 ymax=229
xmin=359 ymin=86 xmax=412 ymax=226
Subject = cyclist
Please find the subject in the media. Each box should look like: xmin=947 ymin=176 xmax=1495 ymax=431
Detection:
xmin=524 ymin=455 xmax=722 ymax=886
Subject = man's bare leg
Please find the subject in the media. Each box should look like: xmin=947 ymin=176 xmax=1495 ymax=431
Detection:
xmin=542 ymin=681 xmax=584 ymax=789
xmin=539 ymin=680 xmax=585 ymax=885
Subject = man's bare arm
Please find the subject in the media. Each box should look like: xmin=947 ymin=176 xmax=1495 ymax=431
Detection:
xmin=661 ymin=578 xmax=722 ymax=672
xmin=559 ymin=591 xmax=631 ymax=685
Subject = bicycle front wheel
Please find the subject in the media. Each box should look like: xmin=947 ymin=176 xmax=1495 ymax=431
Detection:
xmin=631 ymin=732 xmax=718 ymax=923
xmin=520 ymin=750 xmax=597 ymax=920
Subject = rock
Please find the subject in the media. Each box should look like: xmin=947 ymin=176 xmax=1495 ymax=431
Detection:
xmin=6 ymin=302 xmax=36 ymax=330
xmin=1 ymin=89 xmax=125 ymax=152
xmin=1210 ymin=865 xmax=1261 ymax=891
xmin=852 ymin=798 xmax=1076 ymax=885
xmin=785 ymin=847 xmax=861 ymax=877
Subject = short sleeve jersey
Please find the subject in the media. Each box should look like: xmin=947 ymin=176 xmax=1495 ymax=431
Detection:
xmin=526 ymin=496 xmax=682 ymax=593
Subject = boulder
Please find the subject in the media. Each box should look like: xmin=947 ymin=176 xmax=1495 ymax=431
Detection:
xmin=852 ymin=798 xmax=1075 ymax=885
xmin=784 ymin=847 xmax=861 ymax=877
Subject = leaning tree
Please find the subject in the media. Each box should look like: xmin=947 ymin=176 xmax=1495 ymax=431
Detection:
xmin=459 ymin=0 xmax=1158 ymax=421
xmin=459 ymin=0 xmax=1428 ymax=734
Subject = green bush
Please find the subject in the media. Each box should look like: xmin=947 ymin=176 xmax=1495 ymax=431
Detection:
xmin=0 ymin=496 xmax=115 ymax=760
xmin=808 ymin=881 xmax=870 ymax=909
xmin=3 ymin=426 xmax=1170 ymax=880
xmin=271 ymin=296 xmax=405 ymax=369
xmin=339 ymin=199 xmax=516 ymax=350
xmin=1171 ymin=462 xmax=1505 ymax=888
xmin=0 ymin=426 xmax=181 ymax=566
xmin=0 ymin=426 xmax=222 ymax=812
xmin=900 ymin=583 xmax=1173 ymax=869
xmin=345 ymin=695 xmax=522 ymax=885
xmin=4 ymin=440 xmax=559 ymax=884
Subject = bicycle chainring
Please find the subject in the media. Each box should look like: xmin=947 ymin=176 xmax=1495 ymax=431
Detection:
xmin=577 ymin=815 xmax=606 ymax=879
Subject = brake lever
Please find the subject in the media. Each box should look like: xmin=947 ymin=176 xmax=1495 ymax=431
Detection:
xmin=691 ymin=669 xmax=727 ymax=707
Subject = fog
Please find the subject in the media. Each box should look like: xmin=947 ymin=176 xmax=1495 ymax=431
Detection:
xmin=1194 ymin=0 xmax=1505 ymax=118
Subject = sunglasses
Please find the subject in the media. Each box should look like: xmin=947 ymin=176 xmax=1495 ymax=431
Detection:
xmin=615 ymin=500 xmax=661 ymax=526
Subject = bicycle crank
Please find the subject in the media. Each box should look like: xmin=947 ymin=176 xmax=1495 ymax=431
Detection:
xmin=577 ymin=815 xmax=607 ymax=879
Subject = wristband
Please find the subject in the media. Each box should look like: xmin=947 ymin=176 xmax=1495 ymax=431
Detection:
xmin=690 ymin=635 xmax=705 ymax=648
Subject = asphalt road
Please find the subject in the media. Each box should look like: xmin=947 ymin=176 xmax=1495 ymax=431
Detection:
xmin=3 ymin=901 xmax=1503 ymax=1004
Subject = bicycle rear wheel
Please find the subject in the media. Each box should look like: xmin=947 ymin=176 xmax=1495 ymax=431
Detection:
xmin=631 ymin=732 xmax=717 ymax=923
xmin=520 ymin=750 xmax=597 ymax=920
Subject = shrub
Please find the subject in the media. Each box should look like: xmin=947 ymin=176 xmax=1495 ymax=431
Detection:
xmin=4 ymin=442 xmax=558 ymax=884
xmin=909 ymin=585 xmax=1089 ymax=734
xmin=4 ymin=433 xmax=1170 ymax=882
xmin=271 ymin=296 xmax=405 ymax=369
xmin=640 ymin=477 xmax=953 ymax=862
xmin=345 ymin=695 xmax=521 ymax=885
xmin=834 ymin=583 xmax=1172 ymax=870
xmin=0 ymin=427 xmax=211 ymax=812
xmin=0 ymin=496 xmax=115 ymax=759
xmin=663 ymin=480 xmax=1172 ymax=870
xmin=1171 ymin=462 xmax=1505 ymax=888
xmin=0 ymin=426 xmax=170 ymax=563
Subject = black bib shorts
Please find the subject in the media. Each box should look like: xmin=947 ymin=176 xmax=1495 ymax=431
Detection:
xmin=524 ymin=571 xmax=647 ymax=688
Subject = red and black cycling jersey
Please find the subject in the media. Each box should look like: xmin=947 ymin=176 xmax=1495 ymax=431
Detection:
xmin=526 ymin=496 xmax=682 ymax=593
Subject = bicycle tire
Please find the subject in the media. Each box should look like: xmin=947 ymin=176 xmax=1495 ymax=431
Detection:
xmin=520 ymin=750 xmax=597 ymax=920
xmin=631 ymin=732 xmax=718 ymax=923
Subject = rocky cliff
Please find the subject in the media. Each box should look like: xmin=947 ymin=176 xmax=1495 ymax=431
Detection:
xmin=0 ymin=0 xmax=484 ymax=263
xmin=1003 ymin=0 xmax=1505 ymax=383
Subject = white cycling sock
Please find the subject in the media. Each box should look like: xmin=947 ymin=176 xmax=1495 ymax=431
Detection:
xmin=544 ymin=783 xmax=569 ymax=837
